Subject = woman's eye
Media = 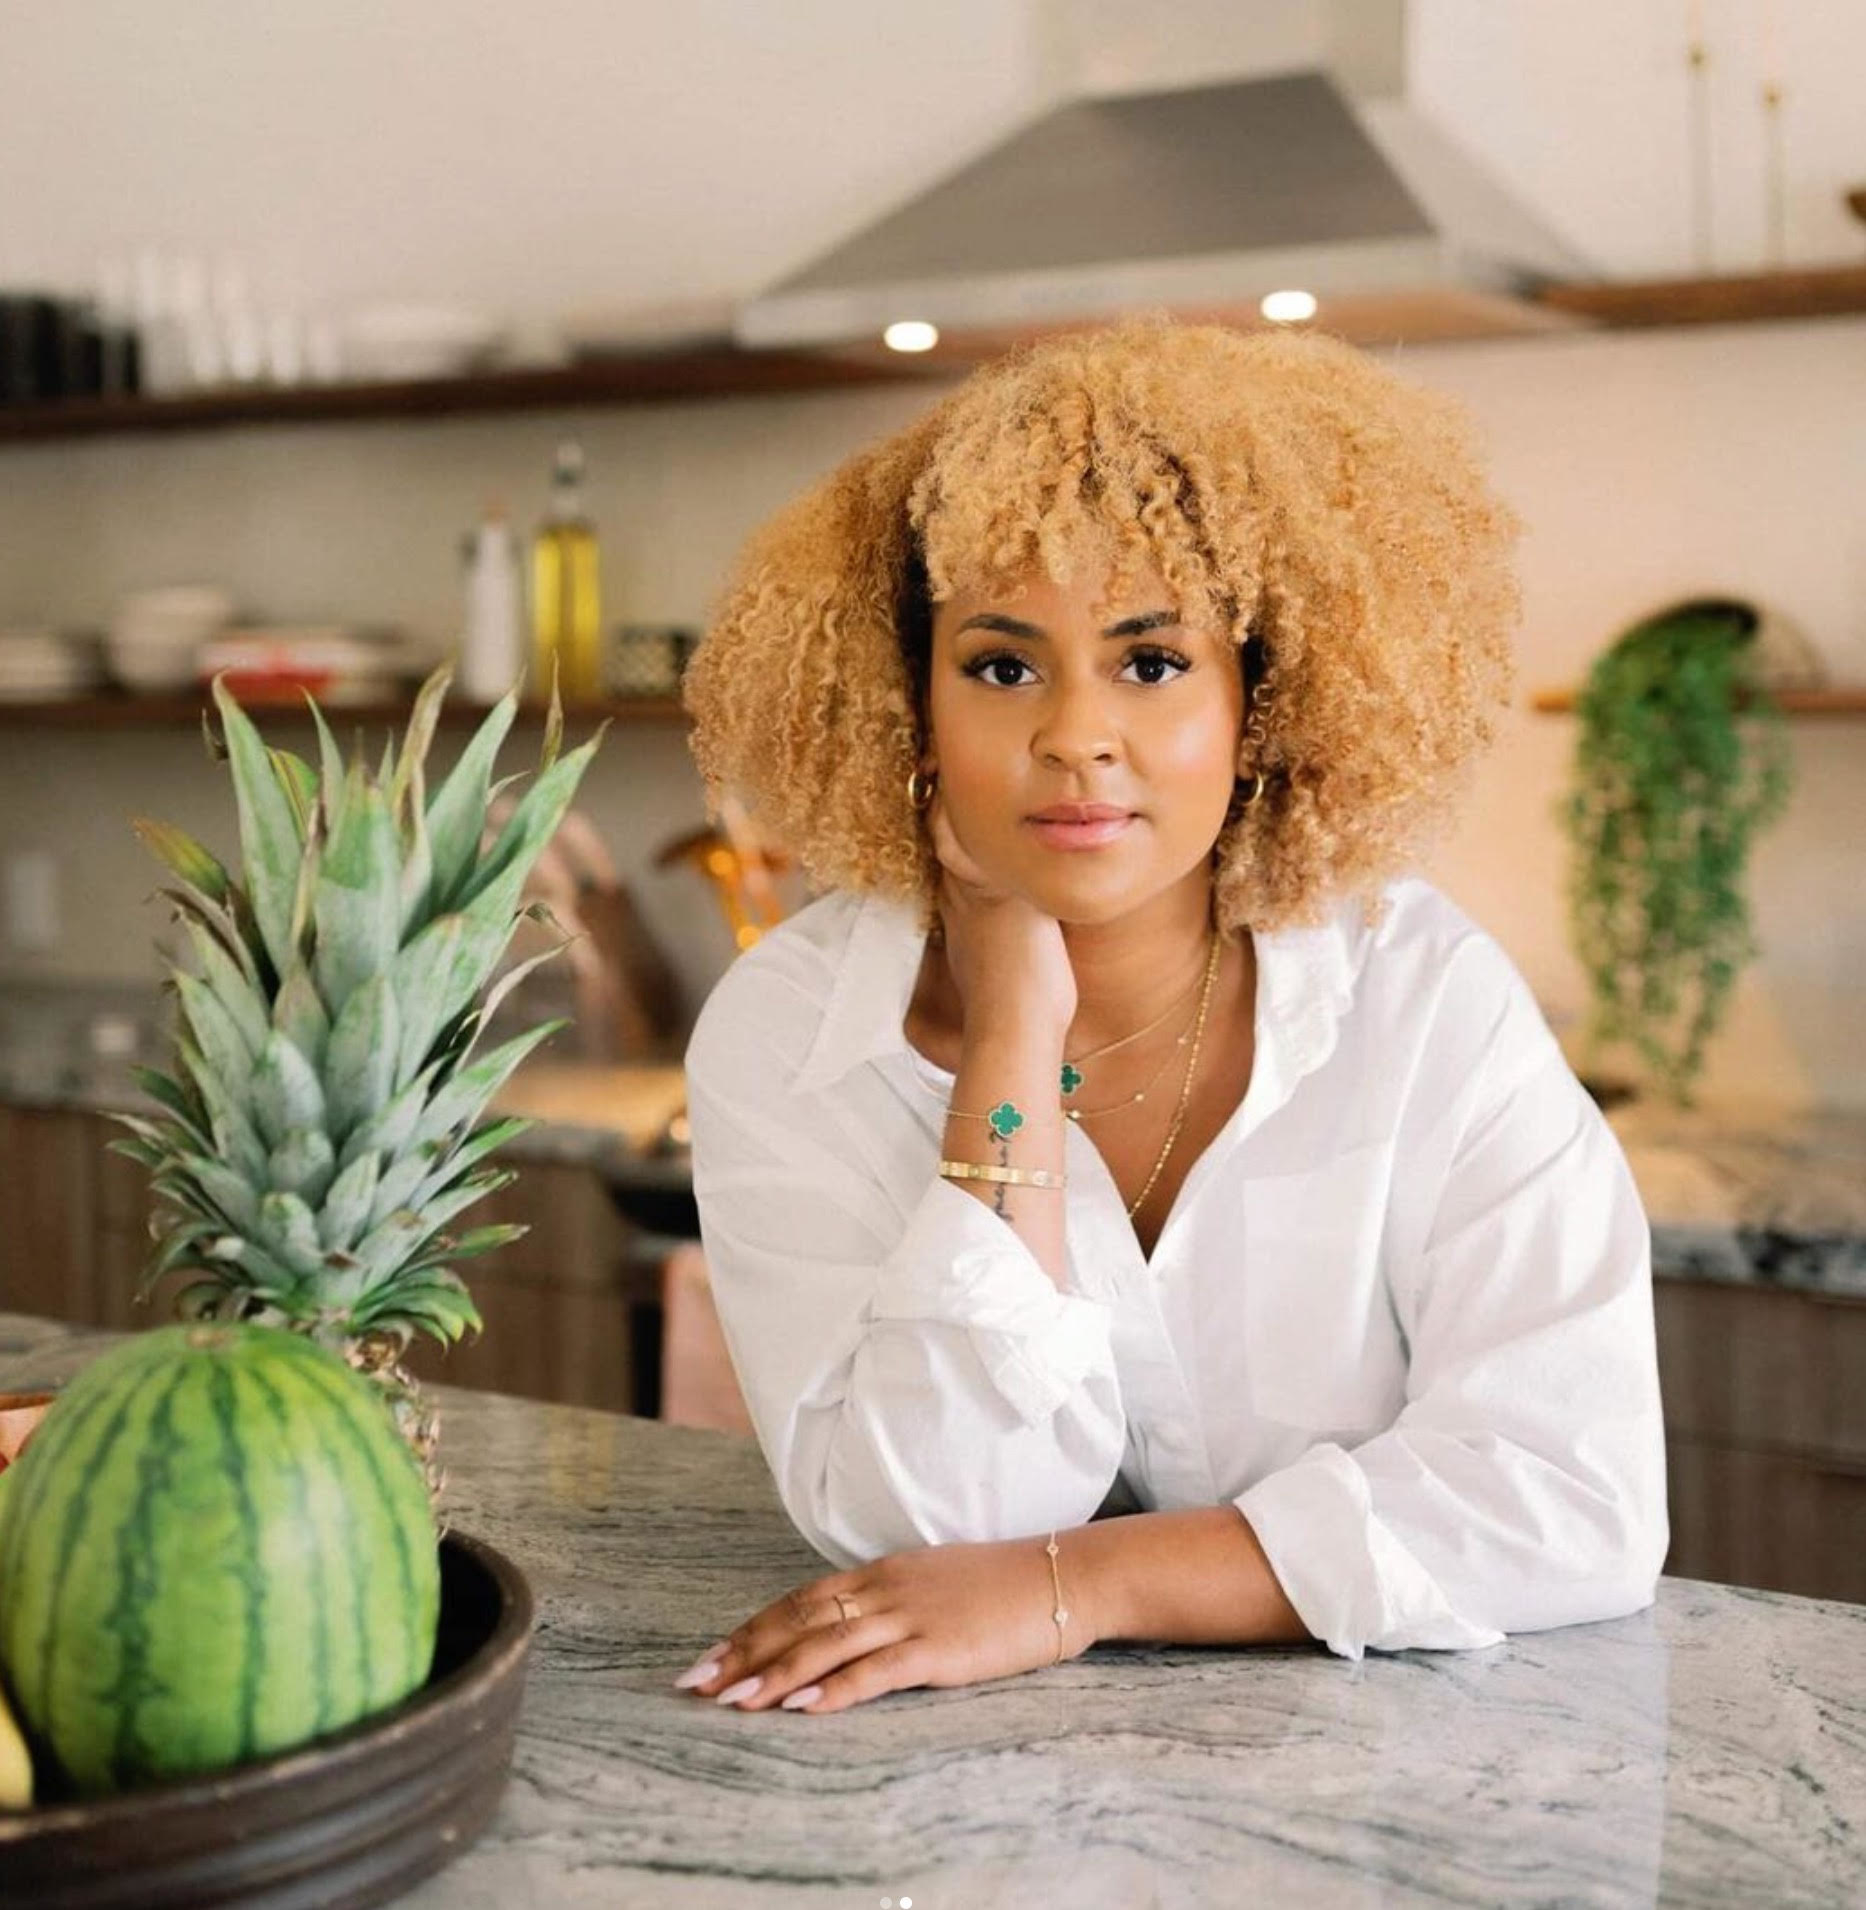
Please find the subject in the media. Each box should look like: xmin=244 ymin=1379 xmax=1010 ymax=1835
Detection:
xmin=960 ymin=647 xmax=1190 ymax=689
xmin=1121 ymin=647 xmax=1193 ymax=685
xmin=963 ymin=652 xmax=1036 ymax=688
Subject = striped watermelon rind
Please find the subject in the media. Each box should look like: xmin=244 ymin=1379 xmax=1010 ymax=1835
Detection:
xmin=0 ymin=1323 xmax=440 ymax=1796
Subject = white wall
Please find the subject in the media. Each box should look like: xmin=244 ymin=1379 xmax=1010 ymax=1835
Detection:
xmin=1409 ymin=315 xmax=1866 ymax=1114
xmin=0 ymin=379 xmax=950 ymax=1019
xmin=2 ymin=1 xmax=1863 ymax=1110
xmin=2 ymin=314 xmax=1863 ymax=1112
xmin=4 ymin=0 xmax=1861 ymax=322
xmin=1 ymin=0 xmax=1046 ymax=330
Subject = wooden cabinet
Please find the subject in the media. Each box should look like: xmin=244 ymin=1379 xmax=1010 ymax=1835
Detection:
xmin=0 ymin=1104 xmax=661 ymax=1418
xmin=1653 ymin=1279 xmax=1866 ymax=1603
xmin=399 ymin=1160 xmax=656 ymax=1415
xmin=0 ymin=1104 xmax=103 ymax=1322
xmin=8 ymin=1095 xmax=1862 ymax=1595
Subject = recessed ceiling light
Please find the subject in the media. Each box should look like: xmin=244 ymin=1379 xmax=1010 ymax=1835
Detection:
xmin=1260 ymin=290 xmax=1318 ymax=324
xmin=883 ymin=320 xmax=940 ymax=353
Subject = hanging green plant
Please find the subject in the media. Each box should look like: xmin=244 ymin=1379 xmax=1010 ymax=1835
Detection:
xmin=1559 ymin=598 xmax=1793 ymax=1107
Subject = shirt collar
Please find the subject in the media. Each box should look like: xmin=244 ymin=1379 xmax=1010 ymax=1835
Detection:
xmin=791 ymin=883 xmax=1377 ymax=1104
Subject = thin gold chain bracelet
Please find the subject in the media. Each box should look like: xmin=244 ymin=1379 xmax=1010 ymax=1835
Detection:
xmin=1045 ymin=1531 xmax=1068 ymax=1664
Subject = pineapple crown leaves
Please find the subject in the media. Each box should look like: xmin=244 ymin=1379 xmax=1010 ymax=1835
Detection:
xmin=119 ymin=662 xmax=605 ymax=1349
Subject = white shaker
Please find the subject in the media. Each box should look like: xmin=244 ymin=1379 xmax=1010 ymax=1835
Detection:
xmin=459 ymin=503 xmax=523 ymax=703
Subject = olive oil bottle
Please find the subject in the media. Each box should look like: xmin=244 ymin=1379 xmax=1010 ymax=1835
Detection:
xmin=530 ymin=441 xmax=603 ymax=703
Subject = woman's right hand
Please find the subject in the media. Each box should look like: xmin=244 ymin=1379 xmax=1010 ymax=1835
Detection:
xmin=926 ymin=788 xmax=1076 ymax=1043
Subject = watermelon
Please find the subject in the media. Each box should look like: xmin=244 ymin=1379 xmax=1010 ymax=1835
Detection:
xmin=0 ymin=1323 xmax=439 ymax=1796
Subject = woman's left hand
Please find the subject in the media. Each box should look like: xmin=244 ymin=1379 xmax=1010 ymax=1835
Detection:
xmin=672 ymin=1532 xmax=1095 ymax=1715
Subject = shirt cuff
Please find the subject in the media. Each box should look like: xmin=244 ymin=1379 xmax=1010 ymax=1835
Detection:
xmin=1235 ymin=1443 xmax=1507 ymax=1660
xmin=867 ymin=1174 xmax=1115 ymax=1430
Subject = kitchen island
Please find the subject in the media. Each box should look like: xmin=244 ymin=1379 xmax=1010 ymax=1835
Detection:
xmin=3 ymin=1311 xmax=1861 ymax=1909
xmin=5 ymin=980 xmax=1866 ymax=1596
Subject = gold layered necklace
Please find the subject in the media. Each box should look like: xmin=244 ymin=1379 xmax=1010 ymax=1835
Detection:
xmin=1062 ymin=929 xmax=1217 ymax=1120
xmin=911 ymin=927 xmax=1227 ymax=1225
xmin=1120 ymin=928 xmax=1223 ymax=1222
xmin=1058 ymin=957 xmax=1208 ymax=1103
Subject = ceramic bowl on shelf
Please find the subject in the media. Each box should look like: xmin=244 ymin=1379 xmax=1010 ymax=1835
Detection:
xmin=106 ymin=586 xmax=234 ymax=694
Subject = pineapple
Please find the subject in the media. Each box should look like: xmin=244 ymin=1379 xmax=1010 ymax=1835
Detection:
xmin=108 ymin=665 xmax=604 ymax=1499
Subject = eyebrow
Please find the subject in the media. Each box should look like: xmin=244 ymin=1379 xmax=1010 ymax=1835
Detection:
xmin=955 ymin=609 xmax=1182 ymax=640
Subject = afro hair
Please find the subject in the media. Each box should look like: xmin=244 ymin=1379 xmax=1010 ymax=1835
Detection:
xmin=683 ymin=317 xmax=1522 ymax=937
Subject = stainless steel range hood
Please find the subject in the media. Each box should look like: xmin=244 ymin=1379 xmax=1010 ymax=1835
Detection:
xmin=736 ymin=10 xmax=1593 ymax=350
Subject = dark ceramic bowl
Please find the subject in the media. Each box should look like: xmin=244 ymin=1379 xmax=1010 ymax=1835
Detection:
xmin=0 ymin=1530 xmax=532 ymax=1909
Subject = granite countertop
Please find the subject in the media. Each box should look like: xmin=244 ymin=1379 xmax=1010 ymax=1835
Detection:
xmin=4 ymin=980 xmax=1865 ymax=1297
xmin=4 ymin=1309 xmax=1862 ymax=1909
xmin=1602 ymin=1097 xmax=1866 ymax=1296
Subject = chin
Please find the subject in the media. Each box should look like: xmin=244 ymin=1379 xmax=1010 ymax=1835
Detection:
xmin=1015 ymin=837 xmax=1227 ymax=922
xmin=1012 ymin=860 xmax=1166 ymax=924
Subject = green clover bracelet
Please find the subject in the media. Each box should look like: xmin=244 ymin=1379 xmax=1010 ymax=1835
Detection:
xmin=947 ymin=1099 xmax=1028 ymax=1140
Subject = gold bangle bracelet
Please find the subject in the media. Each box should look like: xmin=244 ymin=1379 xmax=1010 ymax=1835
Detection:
xmin=938 ymin=1158 xmax=1065 ymax=1190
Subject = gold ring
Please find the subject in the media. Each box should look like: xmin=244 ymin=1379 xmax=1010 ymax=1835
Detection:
xmin=832 ymin=1593 xmax=861 ymax=1623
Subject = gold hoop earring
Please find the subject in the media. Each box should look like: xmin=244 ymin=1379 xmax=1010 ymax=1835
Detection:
xmin=1228 ymin=666 xmax=1274 ymax=822
xmin=907 ymin=767 xmax=937 ymax=812
xmin=1225 ymin=770 xmax=1266 ymax=826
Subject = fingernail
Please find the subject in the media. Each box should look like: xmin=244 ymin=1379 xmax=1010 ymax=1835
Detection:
xmin=781 ymin=1685 xmax=823 ymax=1710
xmin=715 ymin=1676 xmax=763 ymax=1706
xmin=673 ymin=1660 xmax=721 ymax=1691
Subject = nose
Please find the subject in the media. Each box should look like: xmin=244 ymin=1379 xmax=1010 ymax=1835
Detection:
xmin=1032 ymin=676 xmax=1119 ymax=771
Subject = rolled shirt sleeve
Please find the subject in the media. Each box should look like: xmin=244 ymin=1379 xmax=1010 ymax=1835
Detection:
xmin=686 ymin=965 xmax=1126 ymax=1570
xmin=1235 ymin=955 xmax=1670 ymax=1661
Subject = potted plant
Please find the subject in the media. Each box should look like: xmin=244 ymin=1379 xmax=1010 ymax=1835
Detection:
xmin=1558 ymin=597 xmax=1794 ymax=1108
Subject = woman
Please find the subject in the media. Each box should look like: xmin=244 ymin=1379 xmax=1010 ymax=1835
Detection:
xmin=670 ymin=318 xmax=1667 ymax=1717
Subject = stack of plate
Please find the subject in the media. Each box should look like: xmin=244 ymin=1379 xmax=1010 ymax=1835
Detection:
xmin=198 ymin=627 xmax=417 ymax=704
xmin=0 ymin=629 xmax=99 ymax=702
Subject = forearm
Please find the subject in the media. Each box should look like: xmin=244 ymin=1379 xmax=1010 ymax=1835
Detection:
xmin=944 ymin=1027 xmax=1067 ymax=1287
xmin=783 ymin=1339 xmax=1125 ymax=1563
xmin=1067 ymin=1506 xmax=1314 ymax=1648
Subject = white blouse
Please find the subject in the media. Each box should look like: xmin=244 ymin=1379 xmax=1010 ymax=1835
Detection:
xmin=683 ymin=874 xmax=1669 ymax=1661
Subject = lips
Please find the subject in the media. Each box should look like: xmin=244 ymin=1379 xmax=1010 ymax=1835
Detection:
xmin=1023 ymin=803 xmax=1137 ymax=851
xmin=1027 ymin=803 xmax=1133 ymax=824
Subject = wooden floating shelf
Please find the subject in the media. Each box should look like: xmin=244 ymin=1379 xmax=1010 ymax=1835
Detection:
xmin=1530 ymin=687 xmax=1866 ymax=715
xmin=0 ymin=348 xmax=931 ymax=446
xmin=0 ymin=265 xmax=1861 ymax=448
xmin=0 ymin=694 xmax=692 ymax=730
xmin=1536 ymin=261 xmax=1866 ymax=329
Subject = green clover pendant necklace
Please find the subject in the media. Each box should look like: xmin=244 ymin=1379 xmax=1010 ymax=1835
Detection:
xmin=1058 ymin=935 xmax=1216 ymax=1102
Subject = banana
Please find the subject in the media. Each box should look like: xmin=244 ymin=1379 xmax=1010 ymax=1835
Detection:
xmin=0 ymin=1434 xmax=38 ymax=1805
xmin=0 ymin=1675 xmax=32 ymax=1810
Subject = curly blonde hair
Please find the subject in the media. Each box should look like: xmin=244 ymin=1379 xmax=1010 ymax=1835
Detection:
xmin=683 ymin=317 xmax=1522 ymax=936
